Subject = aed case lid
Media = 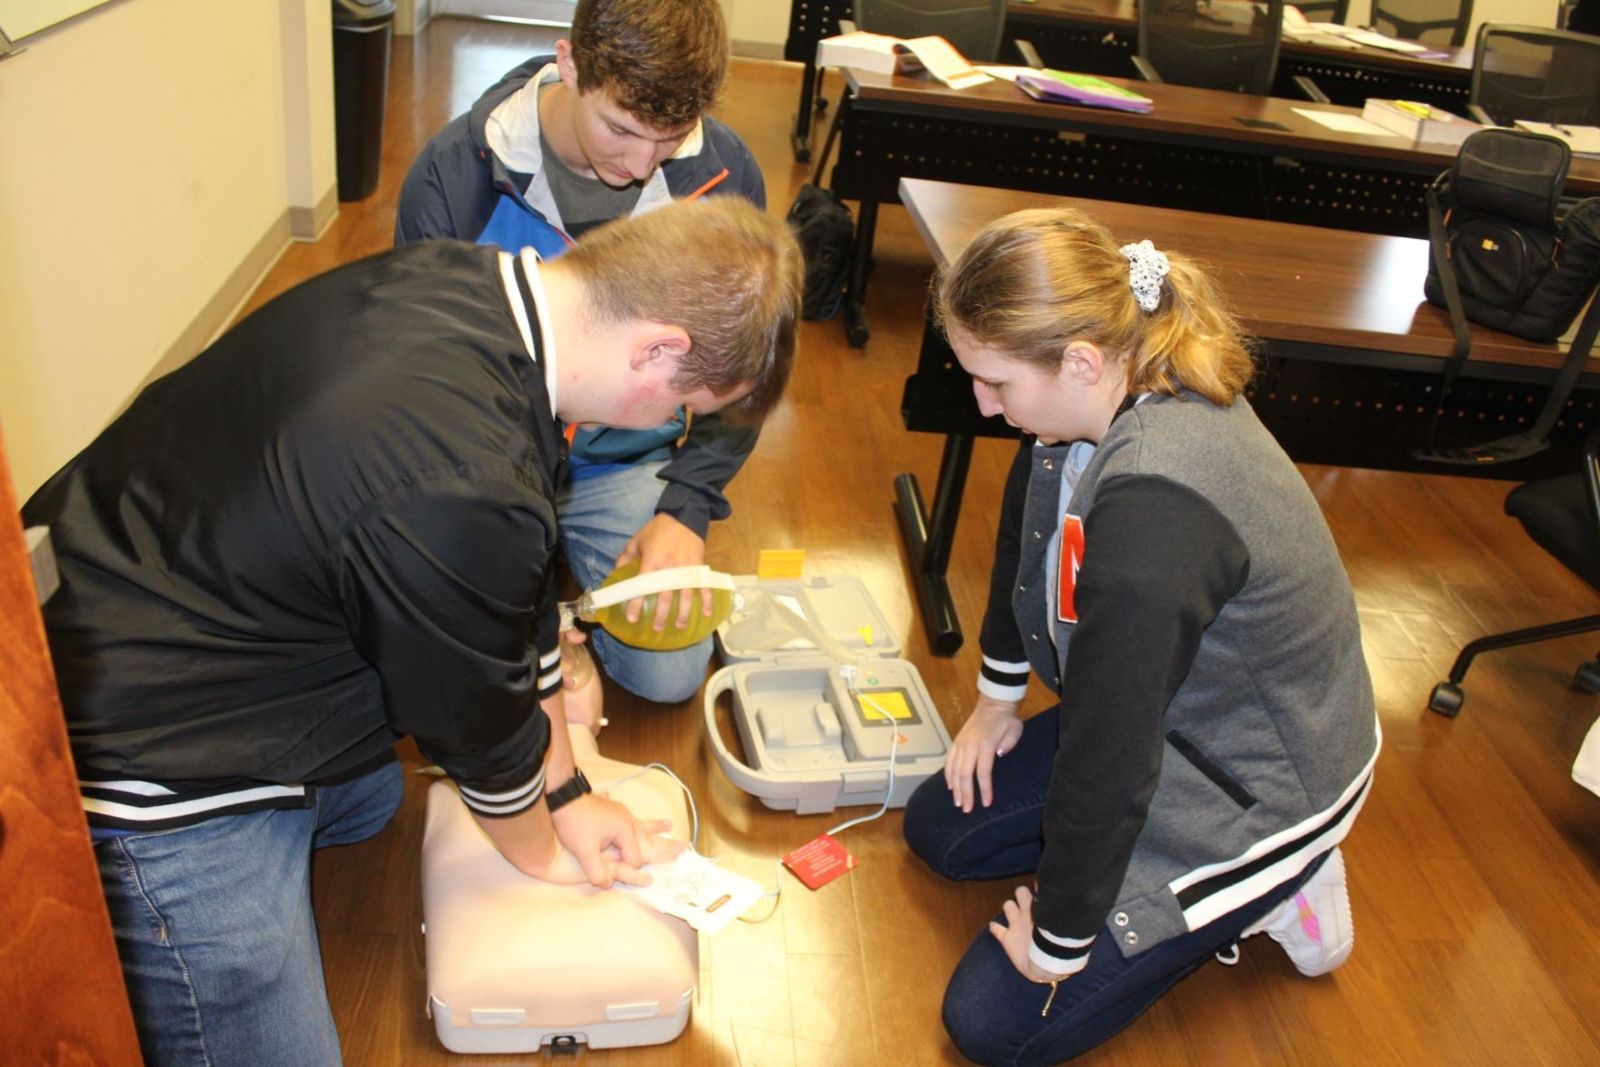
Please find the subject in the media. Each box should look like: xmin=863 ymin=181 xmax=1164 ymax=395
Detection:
xmin=716 ymin=575 xmax=901 ymax=662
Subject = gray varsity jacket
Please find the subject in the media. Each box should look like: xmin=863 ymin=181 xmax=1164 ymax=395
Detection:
xmin=978 ymin=392 xmax=1381 ymax=976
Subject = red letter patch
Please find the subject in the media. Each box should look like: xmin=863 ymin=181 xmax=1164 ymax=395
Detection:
xmin=1057 ymin=514 xmax=1084 ymax=623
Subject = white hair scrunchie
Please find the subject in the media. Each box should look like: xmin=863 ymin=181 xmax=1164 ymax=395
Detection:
xmin=1119 ymin=239 xmax=1170 ymax=313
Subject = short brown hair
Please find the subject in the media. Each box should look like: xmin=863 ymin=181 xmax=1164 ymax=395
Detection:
xmin=570 ymin=0 xmax=728 ymax=130
xmin=936 ymin=208 xmax=1256 ymax=407
xmin=561 ymin=197 xmax=802 ymax=424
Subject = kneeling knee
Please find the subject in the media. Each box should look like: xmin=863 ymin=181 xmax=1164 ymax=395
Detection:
xmin=902 ymin=775 xmax=962 ymax=876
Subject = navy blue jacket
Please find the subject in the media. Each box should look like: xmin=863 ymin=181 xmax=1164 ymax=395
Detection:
xmin=393 ymin=57 xmax=768 ymax=536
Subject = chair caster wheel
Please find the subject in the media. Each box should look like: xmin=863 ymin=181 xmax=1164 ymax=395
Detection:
xmin=1428 ymin=682 xmax=1463 ymax=718
xmin=1573 ymin=660 xmax=1600 ymax=694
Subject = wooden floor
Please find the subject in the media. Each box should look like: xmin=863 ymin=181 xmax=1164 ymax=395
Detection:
xmin=263 ymin=18 xmax=1600 ymax=1066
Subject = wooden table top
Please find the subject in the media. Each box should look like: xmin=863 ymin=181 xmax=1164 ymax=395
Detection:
xmin=900 ymin=177 xmax=1584 ymax=371
xmin=1007 ymin=0 xmax=1476 ymax=76
xmin=847 ymin=69 xmax=1600 ymax=193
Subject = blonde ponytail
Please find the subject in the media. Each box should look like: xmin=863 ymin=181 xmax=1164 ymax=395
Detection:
xmin=935 ymin=208 xmax=1255 ymax=406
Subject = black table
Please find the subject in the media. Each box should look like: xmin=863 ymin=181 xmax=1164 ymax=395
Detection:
xmin=827 ymin=68 xmax=1600 ymax=347
xmin=784 ymin=0 xmax=854 ymax=161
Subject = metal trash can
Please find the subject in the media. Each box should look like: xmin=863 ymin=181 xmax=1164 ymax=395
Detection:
xmin=332 ymin=0 xmax=396 ymax=202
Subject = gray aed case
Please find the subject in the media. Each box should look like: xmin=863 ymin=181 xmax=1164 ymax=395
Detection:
xmin=704 ymin=575 xmax=951 ymax=815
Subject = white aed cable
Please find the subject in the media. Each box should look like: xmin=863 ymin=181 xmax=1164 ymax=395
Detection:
xmin=738 ymin=668 xmax=904 ymax=924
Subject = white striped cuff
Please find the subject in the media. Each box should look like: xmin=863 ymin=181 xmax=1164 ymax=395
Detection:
xmin=979 ymin=655 xmax=1030 ymax=703
xmin=537 ymin=644 xmax=562 ymax=697
xmin=1029 ymin=926 xmax=1095 ymax=978
xmin=457 ymin=767 xmax=547 ymax=816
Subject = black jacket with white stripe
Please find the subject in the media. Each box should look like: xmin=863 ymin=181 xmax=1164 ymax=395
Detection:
xmin=24 ymin=242 xmax=565 ymax=831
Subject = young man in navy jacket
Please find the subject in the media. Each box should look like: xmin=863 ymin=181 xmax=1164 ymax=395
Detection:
xmin=26 ymin=199 xmax=801 ymax=1067
xmin=396 ymin=0 xmax=766 ymax=707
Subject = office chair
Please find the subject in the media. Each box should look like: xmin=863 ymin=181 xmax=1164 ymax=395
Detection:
xmin=1133 ymin=0 xmax=1328 ymax=101
xmin=1467 ymin=24 xmax=1600 ymax=127
xmin=1370 ymin=0 xmax=1475 ymax=49
xmin=1428 ymin=427 xmax=1600 ymax=717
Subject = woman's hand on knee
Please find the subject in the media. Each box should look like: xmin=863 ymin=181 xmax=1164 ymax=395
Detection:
xmin=989 ymin=885 xmax=1066 ymax=984
xmin=944 ymin=696 xmax=1023 ymax=813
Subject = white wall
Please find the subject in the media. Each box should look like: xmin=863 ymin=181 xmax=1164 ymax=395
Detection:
xmin=281 ymin=0 xmax=338 ymax=223
xmin=0 ymin=0 xmax=336 ymax=498
xmin=722 ymin=0 xmax=788 ymax=59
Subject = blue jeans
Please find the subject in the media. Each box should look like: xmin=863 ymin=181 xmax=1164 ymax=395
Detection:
xmin=904 ymin=706 xmax=1318 ymax=1065
xmin=94 ymin=758 xmax=405 ymax=1067
xmin=557 ymin=459 xmax=714 ymax=703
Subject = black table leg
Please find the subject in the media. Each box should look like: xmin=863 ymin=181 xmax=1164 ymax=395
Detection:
xmin=894 ymin=433 xmax=973 ymax=656
xmin=842 ymin=198 xmax=877 ymax=348
xmin=791 ymin=61 xmax=818 ymax=163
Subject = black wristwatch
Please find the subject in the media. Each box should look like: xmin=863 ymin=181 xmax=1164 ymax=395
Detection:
xmin=544 ymin=768 xmax=592 ymax=814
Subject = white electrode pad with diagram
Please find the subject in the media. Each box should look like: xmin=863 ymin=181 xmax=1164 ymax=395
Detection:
xmin=703 ymin=574 xmax=951 ymax=815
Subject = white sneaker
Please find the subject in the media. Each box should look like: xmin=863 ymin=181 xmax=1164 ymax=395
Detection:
xmin=1251 ymin=848 xmax=1354 ymax=977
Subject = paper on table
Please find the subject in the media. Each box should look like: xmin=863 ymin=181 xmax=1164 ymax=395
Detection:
xmin=1287 ymin=27 xmax=1365 ymax=49
xmin=1293 ymin=108 xmax=1399 ymax=136
xmin=975 ymin=64 xmax=1037 ymax=81
xmin=1282 ymin=10 xmax=1362 ymax=47
xmin=1515 ymin=120 xmax=1600 ymax=156
xmin=1340 ymin=29 xmax=1429 ymax=53
xmin=900 ymin=35 xmax=992 ymax=90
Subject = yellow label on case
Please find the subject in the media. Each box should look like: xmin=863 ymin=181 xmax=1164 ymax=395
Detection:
xmin=756 ymin=549 xmax=806 ymax=580
xmin=856 ymin=689 xmax=914 ymax=722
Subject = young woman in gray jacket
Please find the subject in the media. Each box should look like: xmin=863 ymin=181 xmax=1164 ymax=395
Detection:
xmin=903 ymin=208 xmax=1381 ymax=1066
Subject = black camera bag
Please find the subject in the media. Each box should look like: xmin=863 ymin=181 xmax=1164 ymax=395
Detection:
xmin=1419 ymin=128 xmax=1600 ymax=465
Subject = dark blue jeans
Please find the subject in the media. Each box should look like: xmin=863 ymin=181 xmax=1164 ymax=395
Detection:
xmin=904 ymin=705 xmax=1317 ymax=1066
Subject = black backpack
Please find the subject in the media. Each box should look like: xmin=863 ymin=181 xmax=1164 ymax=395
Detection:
xmin=786 ymin=183 xmax=854 ymax=321
xmin=1419 ymin=128 xmax=1600 ymax=465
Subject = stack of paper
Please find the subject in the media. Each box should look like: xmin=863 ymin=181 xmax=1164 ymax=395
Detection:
xmin=1362 ymin=98 xmax=1480 ymax=147
xmin=816 ymin=31 xmax=991 ymax=90
xmin=816 ymin=31 xmax=920 ymax=76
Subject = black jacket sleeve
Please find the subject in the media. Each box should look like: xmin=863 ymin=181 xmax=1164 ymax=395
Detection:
xmin=1029 ymin=474 xmax=1249 ymax=974
xmin=977 ymin=439 xmax=1034 ymax=701
xmin=338 ymin=476 xmax=559 ymax=817
xmin=653 ymin=414 xmax=760 ymax=538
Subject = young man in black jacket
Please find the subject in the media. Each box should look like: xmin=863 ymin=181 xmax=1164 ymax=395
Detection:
xmin=395 ymin=0 xmax=765 ymax=707
xmin=24 ymin=198 xmax=801 ymax=1067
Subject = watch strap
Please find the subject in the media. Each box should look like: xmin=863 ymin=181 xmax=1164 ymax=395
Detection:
xmin=544 ymin=768 xmax=592 ymax=814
